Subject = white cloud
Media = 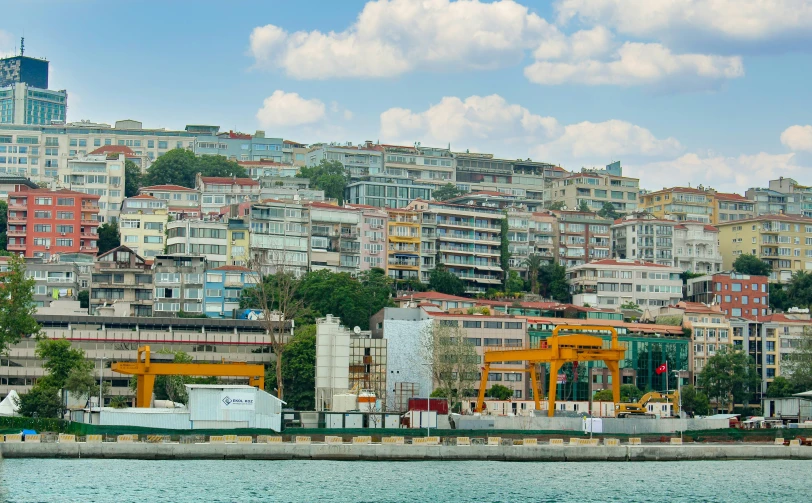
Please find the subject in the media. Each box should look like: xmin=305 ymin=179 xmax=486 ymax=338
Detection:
xmin=379 ymin=93 xmax=679 ymax=163
xmin=555 ymin=0 xmax=812 ymax=43
xmin=0 ymin=30 xmax=14 ymax=58
xmin=255 ymin=90 xmax=326 ymax=128
xmin=343 ymin=110 xmax=353 ymax=121
xmin=526 ymin=28 xmax=744 ymax=87
xmin=249 ymin=0 xmax=550 ymax=79
xmin=781 ymin=125 xmax=812 ymax=152
xmin=627 ymin=151 xmax=805 ymax=193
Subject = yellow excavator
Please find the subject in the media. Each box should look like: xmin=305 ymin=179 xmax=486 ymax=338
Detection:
xmin=615 ymin=391 xmax=680 ymax=418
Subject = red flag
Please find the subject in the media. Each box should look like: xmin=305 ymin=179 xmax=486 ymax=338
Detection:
xmin=655 ymin=363 xmax=668 ymax=375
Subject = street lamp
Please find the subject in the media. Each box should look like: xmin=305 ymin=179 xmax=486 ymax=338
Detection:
xmin=99 ymin=355 xmax=106 ymax=418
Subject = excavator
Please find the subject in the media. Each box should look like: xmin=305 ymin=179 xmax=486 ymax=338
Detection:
xmin=615 ymin=391 xmax=680 ymax=418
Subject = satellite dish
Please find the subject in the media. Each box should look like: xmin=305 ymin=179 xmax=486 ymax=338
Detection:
xmin=353 ymin=326 xmax=361 ymax=334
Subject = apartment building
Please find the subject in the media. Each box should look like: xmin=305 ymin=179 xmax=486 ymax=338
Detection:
xmin=259 ymin=177 xmax=324 ymax=203
xmin=406 ymin=199 xmax=503 ymax=293
xmin=90 ymin=246 xmax=154 ymax=317
xmin=454 ymin=152 xmax=566 ymax=207
xmin=166 ymin=218 xmax=231 ymax=269
xmin=194 ymin=129 xmax=283 ymax=163
xmin=1 ymin=314 xmax=276 ymax=398
xmin=546 ymin=166 xmax=640 ymax=213
xmin=247 ymin=200 xmax=310 ymax=276
xmin=204 ymin=265 xmax=259 ymax=318
xmin=0 ymin=174 xmax=38 ymax=200
xmin=529 ymin=212 xmax=558 ymax=264
xmin=714 ymin=192 xmax=756 ymax=223
xmin=386 ymin=208 xmax=422 ymax=282
xmin=640 ymin=186 xmax=755 ymax=225
xmin=118 ymin=195 xmax=169 ymax=258
xmin=239 ymin=160 xmax=298 ymax=179
xmin=569 ymin=259 xmax=683 ymax=309
xmin=730 ymin=317 xmax=780 ymax=394
xmin=612 ymin=214 xmax=722 ymax=273
xmin=307 ymin=142 xmax=383 ymax=178
xmin=152 ymin=255 xmax=207 ymax=316
xmin=669 ymin=302 xmax=733 ymax=382
xmin=196 ymin=174 xmax=260 ymax=215
xmin=685 ymin=272 xmax=769 ymax=319
xmin=62 ymin=151 xmax=125 ymax=223
xmin=345 ymin=175 xmax=432 ymax=208
xmin=765 ymin=177 xmax=812 ymax=217
xmin=506 ymin=207 xmax=534 ymax=274
xmin=381 ymin=144 xmax=454 ymax=188
xmin=282 ymin=140 xmax=307 ymax=167
xmin=21 ymin=258 xmax=82 ymax=309
xmin=137 ymin=184 xmax=201 ymax=220
xmin=307 ymin=202 xmax=362 ymax=274
xmin=0 ymin=120 xmax=198 ymax=183
xmin=555 ymin=211 xmax=612 ymax=268
xmin=716 ymin=214 xmax=812 ymax=282
xmin=226 ymin=218 xmax=250 ymax=267
xmin=355 ymin=204 xmax=389 ymax=272
xmin=6 ymin=187 xmax=99 ymax=258
xmin=766 ymin=312 xmax=812 ymax=380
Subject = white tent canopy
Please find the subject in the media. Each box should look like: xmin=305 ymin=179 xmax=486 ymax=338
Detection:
xmin=0 ymin=390 xmax=21 ymax=416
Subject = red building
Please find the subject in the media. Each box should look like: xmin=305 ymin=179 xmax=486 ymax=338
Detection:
xmin=6 ymin=188 xmax=100 ymax=258
xmin=686 ymin=272 xmax=769 ymax=319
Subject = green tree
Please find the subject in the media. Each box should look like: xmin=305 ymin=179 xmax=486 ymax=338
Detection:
xmin=36 ymin=338 xmax=91 ymax=389
xmin=620 ymin=301 xmax=640 ymax=310
xmin=0 ymin=199 xmax=7 ymax=250
xmin=77 ymin=290 xmax=89 ymax=309
xmin=592 ymin=389 xmax=614 ymax=401
xmin=486 ymin=384 xmax=514 ymax=400
xmin=97 ymin=221 xmax=120 ymax=255
xmin=505 ymin=270 xmax=524 ymax=294
xmin=545 ymin=201 xmax=565 ymax=210
xmin=679 ymin=384 xmax=710 ymax=416
xmin=428 ymin=265 xmax=466 ymax=297
xmin=765 ymin=376 xmax=797 ymax=398
xmin=597 ymin=201 xmax=621 ymax=220
xmin=15 ymin=385 xmax=63 ymax=418
xmin=785 ymin=327 xmax=812 ymax=392
xmin=577 ymin=200 xmax=591 ymax=213
xmin=65 ymin=365 xmax=109 ymax=401
xmin=500 ymin=216 xmax=510 ymax=289
xmin=784 ymin=271 xmax=812 ymax=310
xmin=124 ymin=160 xmax=143 ymax=198
xmin=769 ymin=283 xmax=790 ymax=311
xmin=523 ymin=254 xmax=544 ymax=295
xmin=143 ymin=149 xmax=247 ymax=188
xmin=296 ymin=159 xmax=349 ymax=204
xmin=432 ymin=183 xmax=467 ymax=201
xmin=264 ymin=325 xmax=316 ymax=410
xmin=732 ymin=254 xmax=771 ymax=277
xmin=620 ymin=384 xmax=644 ymax=402
xmin=538 ymin=262 xmax=570 ymax=302
xmin=698 ymin=347 xmax=760 ymax=413
xmin=0 ymin=255 xmax=40 ymax=355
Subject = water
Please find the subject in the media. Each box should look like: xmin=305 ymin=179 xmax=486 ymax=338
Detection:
xmin=0 ymin=459 xmax=808 ymax=502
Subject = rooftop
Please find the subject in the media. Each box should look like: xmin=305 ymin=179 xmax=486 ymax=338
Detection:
xmin=140 ymin=184 xmax=196 ymax=192
xmin=200 ymin=176 xmax=259 ymax=187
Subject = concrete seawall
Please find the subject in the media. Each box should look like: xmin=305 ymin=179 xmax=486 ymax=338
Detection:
xmin=2 ymin=443 xmax=811 ymax=461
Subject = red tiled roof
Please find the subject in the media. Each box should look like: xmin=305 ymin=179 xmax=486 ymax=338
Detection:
xmin=200 ymin=177 xmax=259 ymax=186
xmin=427 ymin=311 xmax=525 ymax=320
xmin=307 ymin=201 xmax=354 ymax=211
xmin=211 ymin=265 xmax=254 ymax=272
xmin=128 ymin=194 xmax=157 ymax=200
xmin=759 ymin=313 xmax=812 ymax=324
xmin=714 ymin=192 xmax=750 ymax=201
xmin=524 ymin=316 xmax=685 ymax=335
xmin=717 ymin=213 xmax=812 ymax=225
xmin=10 ymin=187 xmax=100 ymax=198
xmin=140 ymin=185 xmax=195 ymax=191
xmin=645 ymin=186 xmax=709 ymax=196
xmin=89 ymin=145 xmax=137 ymax=157
xmin=583 ymin=259 xmax=673 ymax=268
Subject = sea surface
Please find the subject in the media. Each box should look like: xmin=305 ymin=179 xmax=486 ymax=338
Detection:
xmin=0 ymin=458 xmax=808 ymax=502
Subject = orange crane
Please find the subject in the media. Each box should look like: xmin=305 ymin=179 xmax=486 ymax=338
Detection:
xmin=111 ymin=345 xmax=265 ymax=408
xmin=476 ymin=325 xmax=625 ymax=417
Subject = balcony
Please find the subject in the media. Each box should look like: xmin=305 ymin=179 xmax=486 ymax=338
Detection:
xmin=340 ymin=230 xmax=359 ymax=239
xmin=81 ymin=203 xmax=100 ymax=212
xmin=6 ymin=243 xmax=25 ymax=251
xmin=7 ymin=215 xmax=27 ymax=224
xmin=7 ymin=201 xmax=27 ymax=211
xmin=7 ymin=229 xmax=26 ymax=236
xmin=81 ymin=219 xmax=100 ymax=226
xmin=79 ymin=246 xmax=99 ymax=253
xmin=81 ymin=230 xmax=98 ymax=238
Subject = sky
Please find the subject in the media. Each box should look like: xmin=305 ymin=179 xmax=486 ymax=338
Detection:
xmin=3 ymin=0 xmax=812 ymax=194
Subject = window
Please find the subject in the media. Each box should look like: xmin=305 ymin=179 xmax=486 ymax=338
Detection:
xmin=144 ymin=236 xmax=163 ymax=244
xmin=158 ymin=141 xmax=168 ymax=149
xmin=504 ymin=322 xmax=522 ymax=330
xmin=439 ymin=320 xmax=458 ymax=327
xmin=465 ymin=338 xmax=481 ymax=346
xmin=463 ymin=321 xmax=481 ymax=328
xmin=124 ymin=235 xmax=138 ymax=242
xmin=484 ymin=338 xmax=502 ymax=346
xmin=185 ymin=288 xmax=203 ymax=299
xmin=484 ymin=321 xmax=502 ymax=329
xmin=731 ymin=283 xmax=742 ymax=292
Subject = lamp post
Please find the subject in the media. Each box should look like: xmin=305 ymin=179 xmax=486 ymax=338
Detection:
xmin=98 ymin=355 xmax=106 ymax=419
xmin=673 ymin=369 xmax=683 ymax=439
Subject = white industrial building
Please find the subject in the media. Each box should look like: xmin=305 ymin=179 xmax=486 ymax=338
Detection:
xmin=90 ymin=384 xmax=284 ymax=432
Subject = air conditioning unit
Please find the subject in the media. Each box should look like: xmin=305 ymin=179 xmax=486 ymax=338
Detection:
xmin=231 ymin=240 xmax=236 ymax=245
xmin=45 ymin=246 xmax=50 ymax=250
xmin=61 ymin=233 xmax=66 ymax=236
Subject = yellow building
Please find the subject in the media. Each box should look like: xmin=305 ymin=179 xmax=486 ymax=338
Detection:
xmin=640 ymin=187 xmax=755 ymax=225
xmin=118 ymin=195 xmax=169 ymax=258
xmin=226 ymin=218 xmax=250 ymax=266
xmin=386 ymin=208 xmax=421 ymax=282
xmin=717 ymin=214 xmax=812 ymax=282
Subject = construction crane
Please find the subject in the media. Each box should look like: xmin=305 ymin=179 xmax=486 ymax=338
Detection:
xmin=615 ymin=391 xmax=680 ymax=418
xmin=476 ymin=325 xmax=625 ymax=417
xmin=111 ymin=345 xmax=265 ymax=408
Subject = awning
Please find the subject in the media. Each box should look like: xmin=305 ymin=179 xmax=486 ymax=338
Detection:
xmin=474 ymin=264 xmax=502 ymax=271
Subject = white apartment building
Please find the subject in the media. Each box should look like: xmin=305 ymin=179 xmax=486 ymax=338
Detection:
xmin=307 ymin=142 xmax=384 ymax=178
xmin=673 ymin=221 xmax=722 ymax=274
xmin=248 ymin=200 xmax=311 ymax=277
xmin=381 ymin=144 xmax=454 ymax=188
xmin=307 ymin=202 xmax=362 ymax=274
xmin=119 ymin=195 xmax=169 ymax=258
xmin=569 ymin=259 xmax=683 ymax=309
xmin=166 ymin=218 xmax=230 ymax=269
xmin=152 ymin=255 xmax=207 ymax=316
xmin=546 ymin=168 xmax=640 ymax=213
xmin=0 ymin=120 xmax=198 ymax=183
xmin=138 ymin=184 xmax=200 ymax=220
xmin=64 ymin=152 xmax=125 ymax=223
xmin=196 ymin=174 xmax=260 ymax=215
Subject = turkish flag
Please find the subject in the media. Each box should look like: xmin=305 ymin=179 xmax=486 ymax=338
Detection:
xmin=655 ymin=363 xmax=668 ymax=375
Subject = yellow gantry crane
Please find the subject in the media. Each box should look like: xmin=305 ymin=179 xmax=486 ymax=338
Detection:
xmin=111 ymin=345 xmax=265 ymax=407
xmin=476 ymin=325 xmax=625 ymax=417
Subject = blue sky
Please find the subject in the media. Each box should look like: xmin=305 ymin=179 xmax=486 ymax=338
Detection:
xmin=3 ymin=0 xmax=812 ymax=193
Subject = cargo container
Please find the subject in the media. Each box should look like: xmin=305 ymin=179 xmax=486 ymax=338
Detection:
xmin=408 ymin=398 xmax=449 ymax=415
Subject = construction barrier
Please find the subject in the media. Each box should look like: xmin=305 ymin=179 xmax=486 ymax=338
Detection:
xmin=147 ymin=435 xmax=168 ymax=444
xmin=487 ymin=437 xmax=501 ymax=446
xmin=670 ymin=438 xmax=683 ymax=445
xmin=583 ymin=438 xmax=599 ymax=446
xmin=5 ymin=434 xmax=22 ymax=443
xmin=264 ymin=436 xmax=284 ymax=444
xmin=789 ymin=439 xmax=801 ymax=446
xmin=86 ymin=435 xmax=103 ymax=443
xmin=223 ymin=435 xmax=238 ymax=444
xmin=237 ymin=436 xmax=253 ymax=444
xmin=456 ymin=437 xmax=471 ymax=446
xmin=774 ymin=438 xmax=785 ymax=445
xmin=325 ymin=436 xmax=344 ymax=445
xmin=58 ymin=434 xmax=76 ymax=443
xmin=549 ymin=438 xmax=564 ymax=445
xmin=0 ymin=435 xmax=4 ymax=443
xmin=25 ymin=434 xmax=41 ymax=443
xmin=209 ymin=436 xmax=226 ymax=444
xmin=604 ymin=438 xmax=620 ymax=446
xmin=413 ymin=436 xmax=440 ymax=445
xmin=629 ymin=438 xmax=642 ymax=445
xmin=522 ymin=438 xmax=538 ymax=446
xmin=569 ymin=438 xmax=582 ymax=446
xmin=295 ymin=436 xmax=312 ymax=445
xmin=117 ymin=435 xmax=137 ymax=443
xmin=382 ymin=436 xmax=405 ymax=445
xmin=352 ymin=436 xmax=372 ymax=445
